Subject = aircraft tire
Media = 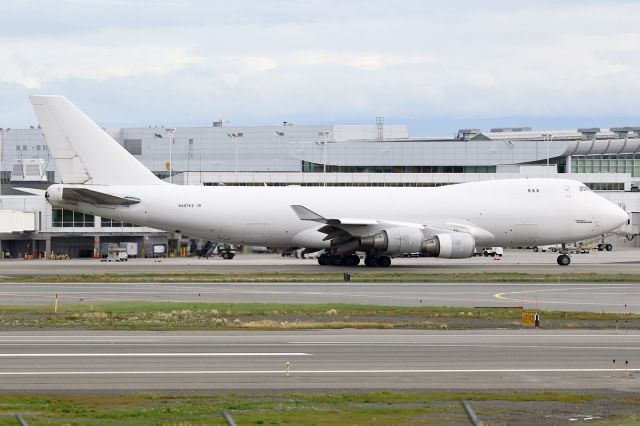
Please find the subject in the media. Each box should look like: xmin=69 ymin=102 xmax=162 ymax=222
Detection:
xmin=318 ymin=254 xmax=330 ymax=266
xmin=365 ymin=256 xmax=378 ymax=267
xmin=557 ymin=254 xmax=571 ymax=266
xmin=597 ymin=243 xmax=605 ymax=251
xmin=342 ymin=255 xmax=356 ymax=266
xmin=379 ymin=256 xmax=391 ymax=267
xmin=351 ymin=255 xmax=361 ymax=266
xmin=331 ymin=255 xmax=343 ymax=266
xmin=605 ymin=243 xmax=613 ymax=251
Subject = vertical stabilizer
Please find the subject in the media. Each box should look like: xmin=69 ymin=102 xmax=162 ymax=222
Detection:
xmin=30 ymin=95 xmax=161 ymax=185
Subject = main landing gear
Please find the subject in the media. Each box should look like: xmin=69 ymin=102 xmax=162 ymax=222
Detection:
xmin=318 ymin=253 xmax=392 ymax=267
xmin=318 ymin=253 xmax=360 ymax=266
xmin=556 ymin=243 xmax=571 ymax=266
xmin=364 ymin=255 xmax=391 ymax=267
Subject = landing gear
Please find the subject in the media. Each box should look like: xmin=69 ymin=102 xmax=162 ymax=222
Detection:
xmin=318 ymin=253 xmax=361 ymax=266
xmin=557 ymin=243 xmax=571 ymax=266
xmin=364 ymin=255 xmax=391 ymax=267
xmin=318 ymin=253 xmax=331 ymax=265
xmin=364 ymin=255 xmax=378 ymax=267
xmin=318 ymin=252 xmax=390 ymax=267
xmin=343 ymin=254 xmax=360 ymax=266
xmin=598 ymin=241 xmax=613 ymax=251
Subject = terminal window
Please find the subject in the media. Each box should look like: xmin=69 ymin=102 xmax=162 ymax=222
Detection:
xmin=52 ymin=208 xmax=95 ymax=228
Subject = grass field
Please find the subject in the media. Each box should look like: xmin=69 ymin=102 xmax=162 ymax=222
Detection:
xmin=5 ymin=272 xmax=640 ymax=283
xmin=1 ymin=390 xmax=639 ymax=425
xmin=1 ymin=301 xmax=638 ymax=330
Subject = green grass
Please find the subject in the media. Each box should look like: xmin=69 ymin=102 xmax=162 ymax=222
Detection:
xmin=5 ymin=271 xmax=640 ymax=283
xmin=1 ymin=301 xmax=638 ymax=331
xmin=0 ymin=391 xmax=625 ymax=426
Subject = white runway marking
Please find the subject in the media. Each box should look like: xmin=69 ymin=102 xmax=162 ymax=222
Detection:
xmin=0 ymin=352 xmax=310 ymax=357
xmin=0 ymin=368 xmax=636 ymax=376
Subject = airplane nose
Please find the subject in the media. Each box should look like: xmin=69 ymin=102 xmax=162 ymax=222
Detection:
xmin=602 ymin=201 xmax=629 ymax=231
xmin=614 ymin=205 xmax=629 ymax=227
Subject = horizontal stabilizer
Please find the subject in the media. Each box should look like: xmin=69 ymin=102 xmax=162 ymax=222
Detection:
xmin=12 ymin=187 xmax=47 ymax=197
xmin=62 ymin=187 xmax=140 ymax=205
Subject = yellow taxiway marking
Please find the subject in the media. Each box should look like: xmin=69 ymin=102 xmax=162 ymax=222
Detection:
xmin=494 ymin=285 xmax=640 ymax=306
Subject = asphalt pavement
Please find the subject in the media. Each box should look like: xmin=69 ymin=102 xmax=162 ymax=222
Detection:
xmin=0 ymin=330 xmax=637 ymax=391
xmin=1 ymin=249 xmax=639 ymax=276
xmin=1 ymin=281 xmax=639 ymax=313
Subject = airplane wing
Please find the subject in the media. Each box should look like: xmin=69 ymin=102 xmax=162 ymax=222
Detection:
xmin=291 ymin=204 xmax=495 ymax=246
xmin=290 ymin=205 xmax=379 ymax=226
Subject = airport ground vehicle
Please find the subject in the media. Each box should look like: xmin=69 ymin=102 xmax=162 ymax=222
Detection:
xmin=214 ymin=244 xmax=236 ymax=259
xmin=105 ymin=248 xmax=128 ymax=262
xmin=482 ymin=247 xmax=503 ymax=257
xmin=199 ymin=242 xmax=236 ymax=259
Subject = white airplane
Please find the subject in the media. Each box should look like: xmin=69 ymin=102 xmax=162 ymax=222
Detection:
xmin=30 ymin=95 xmax=628 ymax=267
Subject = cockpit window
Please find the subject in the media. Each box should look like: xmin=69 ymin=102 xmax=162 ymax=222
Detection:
xmin=579 ymin=185 xmax=591 ymax=192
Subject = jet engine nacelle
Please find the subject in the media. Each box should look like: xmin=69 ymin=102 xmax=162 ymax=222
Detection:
xmin=354 ymin=227 xmax=475 ymax=258
xmin=422 ymin=232 xmax=475 ymax=259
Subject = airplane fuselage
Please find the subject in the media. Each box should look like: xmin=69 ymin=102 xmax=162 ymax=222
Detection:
xmin=46 ymin=178 xmax=627 ymax=250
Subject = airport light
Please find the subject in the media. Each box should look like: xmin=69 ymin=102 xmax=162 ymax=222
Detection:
xmin=166 ymin=128 xmax=176 ymax=183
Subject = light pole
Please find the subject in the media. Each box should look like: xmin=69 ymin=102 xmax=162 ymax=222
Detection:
xmin=317 ymin=131 xmax=332 ymax=186
xmin=543 ymin=133 xmax=553 ymax=177
xmin=166 ymin=128 xmax=176 ymax=183
xmin=227 ymin=133 xmax=239 ymax=182
xmin=0 ymin=128 xmax=4 ymax=197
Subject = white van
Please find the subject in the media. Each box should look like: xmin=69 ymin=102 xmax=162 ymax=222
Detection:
xmin=483 ymin=247 xmax=503 ymax=257
xmin=106 ymin=248 xmax=128 ymax=262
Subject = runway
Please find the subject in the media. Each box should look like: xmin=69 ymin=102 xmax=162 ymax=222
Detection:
xmin=1 ymin=281 xmax=639 ymax=312
xmin=2 ymin=249 xmax=640 ymax=276
xmin=0 ymin=330 xmax=637 ymax=391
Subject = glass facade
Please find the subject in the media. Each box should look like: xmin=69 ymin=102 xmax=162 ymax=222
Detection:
xmin=52 ymin=208 xmax=95 ymax=227
xmin=572 ymin=154 xmax=640 ymax=177
xmin=204 ymin=181 xmax=456 ymax=187
xmin=301 ymin=162 xmax=497 ymax=174
xmin=101 ymin=217 xmax=135 ymax=227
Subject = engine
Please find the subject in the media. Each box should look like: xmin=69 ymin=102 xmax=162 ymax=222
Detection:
xmin=333 ymin=227 xmax=475 ymax=259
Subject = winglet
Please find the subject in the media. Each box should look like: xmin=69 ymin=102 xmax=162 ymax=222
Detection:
xmin=290 ymin=205 xmax=328 ymax=223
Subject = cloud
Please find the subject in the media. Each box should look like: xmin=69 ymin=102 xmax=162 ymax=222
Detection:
xmin=0 ymin=0 xmax=640 ymax=130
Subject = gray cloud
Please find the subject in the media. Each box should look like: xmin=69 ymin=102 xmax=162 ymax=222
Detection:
xmin=1 ymin=0 xmax=640 ymax=134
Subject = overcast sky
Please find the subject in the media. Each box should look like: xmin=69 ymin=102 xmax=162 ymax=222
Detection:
xmin=1 ymin=0 xmax=640 ymax=135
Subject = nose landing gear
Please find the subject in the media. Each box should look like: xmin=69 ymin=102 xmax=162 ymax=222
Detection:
xmin=556 ymin=243 xmax=571 ymax=266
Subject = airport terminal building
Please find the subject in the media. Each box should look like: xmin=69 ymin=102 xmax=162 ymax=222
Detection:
xmin=1 ymin=121 xmax=640 ymax=257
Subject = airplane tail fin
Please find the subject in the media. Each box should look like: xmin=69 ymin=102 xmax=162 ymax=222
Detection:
xmin=30 ymin=95 xmax=162 ymax=186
